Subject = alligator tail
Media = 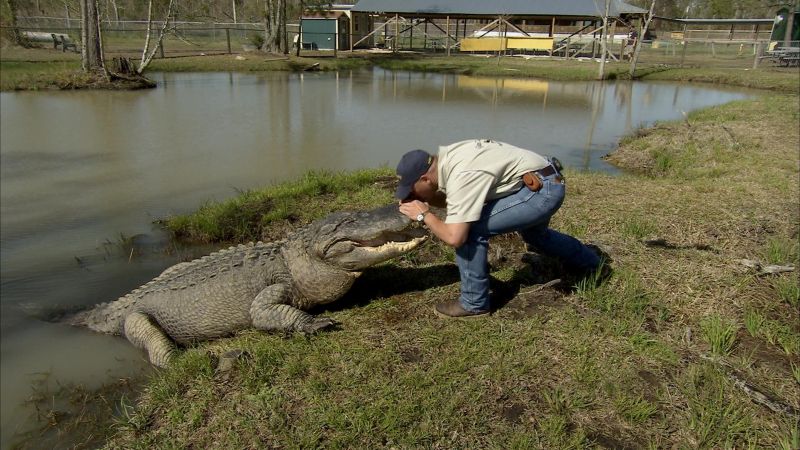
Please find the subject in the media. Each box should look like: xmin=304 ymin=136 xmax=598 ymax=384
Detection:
xmin=67 ymin=296 xmax=138 ymax=336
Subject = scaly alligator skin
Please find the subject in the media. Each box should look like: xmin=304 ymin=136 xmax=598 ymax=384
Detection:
xmin=69 ymin=204 xmax=427 ymax=367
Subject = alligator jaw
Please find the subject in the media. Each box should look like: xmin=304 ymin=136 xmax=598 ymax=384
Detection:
xmin=359 ymin=235 xmax=428 ymax=254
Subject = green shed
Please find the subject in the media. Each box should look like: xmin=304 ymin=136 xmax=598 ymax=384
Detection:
xmin=300 ymin=12 xmax=350 ymax=50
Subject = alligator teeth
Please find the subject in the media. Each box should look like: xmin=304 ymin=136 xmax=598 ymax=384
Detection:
xmin=364 ymin=236 xmax=427 ymax=253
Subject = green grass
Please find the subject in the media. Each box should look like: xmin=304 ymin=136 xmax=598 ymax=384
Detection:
xmin=743 ymin=309 xmax=765 ymax=337
xmin=773 ymin=275 xmax=800 ymax=308
xmin=613 ymin=393 xmax=658 ymax=424
xmin=163 ymin=168 xmax=395 ymax=242
xmin=764 ymin=236 xmax=800 ymax=266
xmin=700 ymin=315 xmax=738 ymax=356
xmin=681 ymin=364 xmax=754 ymax=448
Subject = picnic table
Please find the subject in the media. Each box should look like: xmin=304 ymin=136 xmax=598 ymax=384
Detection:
xmin=764 ymin=46 xmax=800 ymax=67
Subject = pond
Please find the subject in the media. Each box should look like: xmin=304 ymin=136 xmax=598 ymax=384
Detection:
xmin=0 ymin=68 xmax=753 ymax=445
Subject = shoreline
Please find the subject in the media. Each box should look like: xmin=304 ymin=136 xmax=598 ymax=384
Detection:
xmin=2 ymin=47 xmax=799 ymax=93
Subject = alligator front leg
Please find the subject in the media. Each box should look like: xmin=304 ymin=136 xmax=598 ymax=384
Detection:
xmin=249 ymin=283 xmax=336 ymax=333
xmin=124 ymin=311 xmax=178 ymax=367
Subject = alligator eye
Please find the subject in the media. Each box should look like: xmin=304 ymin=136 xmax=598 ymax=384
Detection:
xmin=325 ymin=240 xmax=354 ymax=258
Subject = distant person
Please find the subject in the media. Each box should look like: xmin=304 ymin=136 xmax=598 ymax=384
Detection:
xmin=625 ymin=27 xmax=639 ymax=60
xmin=395 ymin=139 xmax=603 ymax=318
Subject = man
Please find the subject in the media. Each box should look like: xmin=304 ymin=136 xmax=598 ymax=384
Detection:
xmin=396 ymin=139 xmax=601 ymax=318
xmin=624 ymin=27 xmax=639 ymax=60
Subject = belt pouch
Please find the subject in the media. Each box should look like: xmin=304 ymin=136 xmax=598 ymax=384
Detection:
xmin=522 ymin=172 xmax=543 ymax=192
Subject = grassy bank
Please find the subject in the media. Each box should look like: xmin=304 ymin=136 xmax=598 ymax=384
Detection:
xmin=93 ymin=92 xmax=800 ymax=449
xmin=2 ymin=45 xmax=799 ymax=92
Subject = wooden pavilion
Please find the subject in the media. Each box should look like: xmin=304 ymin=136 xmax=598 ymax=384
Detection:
xmin=347 ymin=0 xmax=648 ymax=55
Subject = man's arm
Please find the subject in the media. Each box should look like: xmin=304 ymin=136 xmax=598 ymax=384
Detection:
xmin=399 ymin=200 xmax=469 ymax=248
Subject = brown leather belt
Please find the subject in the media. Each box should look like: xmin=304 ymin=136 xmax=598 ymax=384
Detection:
xmin=535 ymin=165 xmax=558 ymax=178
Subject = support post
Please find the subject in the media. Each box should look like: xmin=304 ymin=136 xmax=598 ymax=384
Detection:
xmin=784 ymin=4 xmax=796 ymax=47
xmin=753 ymin=41 xmax=763 ymax=69
xmin=410 ymin=18 xmax=413 ymax=50
xmin=598 ymin=0 xmax=610 ymax=80
xmin=394 ymin=13 xmax=399 ymax=52
xmin=446 ymin=15 xmax=450 ymax=56
xmin=226 ymin=28 xmax=231 ymax=54
xmin=679 ymin=24 xmax=688 ymax=67
xmin=349 ymin=13 xmax=354 ymax=51
xmin=159 ymin=40 xmax=165 ymax=58
xmin=424 ymin=19 xmax=428 ymax=49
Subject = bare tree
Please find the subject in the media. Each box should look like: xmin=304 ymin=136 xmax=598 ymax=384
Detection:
xmin=263 ymin=0 xmax=286 ymax=53
xmin=137 ymin=0 xmax=175 ymax=74
xmin=598 ymin=0 xmax=611 ymax=80
xmin=80 ymin=0 xmax=105 ymax=74
xmin=4 ymin=0 xmax=25 ymax=46
xmin=629 ymin=0 xmax=656 ymax=77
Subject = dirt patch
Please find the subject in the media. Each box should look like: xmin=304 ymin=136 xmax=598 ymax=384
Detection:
xmin=586 ymin=431 xmax=641 ymax=450
xmin=637 ymin=370 xmax=661 ymax=402
xmin=399 ymin=347 xmax=423 ymax=364
xmin=499 ymin=402 xmax=527 ymax=424
xmin=735 ymin=332 xmax=797 ymax=374
xmin=495 ymin=285 xmax=567 ymax=320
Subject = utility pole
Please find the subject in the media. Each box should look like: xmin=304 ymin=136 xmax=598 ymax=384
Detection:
xmin=597 ymin=0 xmax=610 ymax=80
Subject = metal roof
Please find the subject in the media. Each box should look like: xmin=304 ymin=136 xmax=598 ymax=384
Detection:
xmin=351 ymin=0 xmax=647 ymax=18
xmin=655 ymin=17 xmax=775 ymax=25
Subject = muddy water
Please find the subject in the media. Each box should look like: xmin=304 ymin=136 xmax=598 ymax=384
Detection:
xmin=0 ymin=69 xmax=751 ymax=445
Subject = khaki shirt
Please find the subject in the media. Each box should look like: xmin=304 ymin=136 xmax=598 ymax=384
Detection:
xmin=437 ymin=139 xmax=549 ymax=223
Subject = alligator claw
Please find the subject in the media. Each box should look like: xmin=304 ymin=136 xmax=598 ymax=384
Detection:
xmin=301 ymin=317 xmax=338 ymax=334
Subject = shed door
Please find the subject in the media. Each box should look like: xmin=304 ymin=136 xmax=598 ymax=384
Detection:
xmin=302 ymin=19 xmax=337 ymax=50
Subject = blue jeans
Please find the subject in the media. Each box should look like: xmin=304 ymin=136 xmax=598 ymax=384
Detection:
xmin=455 ymin=174 xmax=599 ymax=312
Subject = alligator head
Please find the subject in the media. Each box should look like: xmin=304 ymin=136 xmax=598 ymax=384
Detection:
xmin=283 ymin=204 xmax=428 ymax=304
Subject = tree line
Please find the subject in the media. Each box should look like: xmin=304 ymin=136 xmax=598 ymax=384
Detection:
xmin=8 ymin=0 xmax=796 ymax=22
xmin=6 ymin=0 xmax=342 ymax=24
xmin=626 ymin=0 xmax=795 ymax=19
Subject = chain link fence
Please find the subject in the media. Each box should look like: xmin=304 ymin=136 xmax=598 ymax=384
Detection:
xmin=8 ymin=16 xmax=797 ymax=69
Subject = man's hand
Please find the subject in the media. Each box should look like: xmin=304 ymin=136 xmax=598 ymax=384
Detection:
xmin=398 ymin=200 xmax=429 ymax=221
xmin=398 ymin=200 xmax=469 ymax=248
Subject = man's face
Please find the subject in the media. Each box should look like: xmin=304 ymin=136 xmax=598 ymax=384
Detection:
xmin=406 ymin=175 xmax=437 ymax=203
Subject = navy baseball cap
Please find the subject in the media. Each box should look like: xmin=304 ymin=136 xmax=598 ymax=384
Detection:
xmin=395 ymin=149 xmax=433 ymax=200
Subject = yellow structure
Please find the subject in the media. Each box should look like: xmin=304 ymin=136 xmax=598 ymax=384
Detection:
xmin=460 ymin=37 xmax=505 ymax=51
xmin=460 ymin=37 xmax=553 ymax=52
xmin=457 ymin=75 xmax=549 ymax=93
xmin=506 ymin=37 xmax=554 ymax=50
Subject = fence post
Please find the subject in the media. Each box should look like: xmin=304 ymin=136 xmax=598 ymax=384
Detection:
xmin=679 ymin=40 xmax=688 ymax=67
xmin=159 ymin=39 xmax=165 ymax=58
xmin=753 ymin=41 xmax=763 ymax=69
xmin=446 ymin=16 xmax=450 ymax=56
xmin=226 ymin=28 xmax=232 ymax=54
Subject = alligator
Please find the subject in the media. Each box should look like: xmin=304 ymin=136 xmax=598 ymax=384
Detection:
xmin=69 ymin=204 xmax=427 ymax=367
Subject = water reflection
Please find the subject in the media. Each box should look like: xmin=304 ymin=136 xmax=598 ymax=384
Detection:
xmin=0 ymin=70 xmax=753 ymax=447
